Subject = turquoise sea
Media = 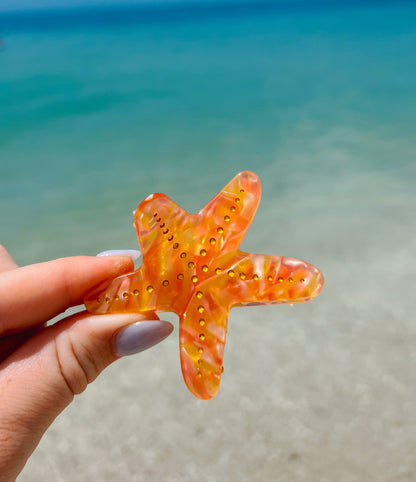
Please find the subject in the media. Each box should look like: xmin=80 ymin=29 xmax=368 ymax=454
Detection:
xmin=1 ymin=2 xmax=416 ymax=481
xmin=1 ymin=0 xmax=415 ymax=264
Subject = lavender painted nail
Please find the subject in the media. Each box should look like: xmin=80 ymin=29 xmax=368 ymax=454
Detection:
xmin=96 ymin=249 xmax=141 ymax=261
xmin=113 ymin=320 xmax=173 ymax=356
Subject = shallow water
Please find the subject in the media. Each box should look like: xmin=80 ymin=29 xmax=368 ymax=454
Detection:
xmin=1 ymin=0 xmax=415 ymax=260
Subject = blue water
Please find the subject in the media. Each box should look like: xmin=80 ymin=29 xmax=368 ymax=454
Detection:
xmin=0 ymin=0 xmax=415 ymax=264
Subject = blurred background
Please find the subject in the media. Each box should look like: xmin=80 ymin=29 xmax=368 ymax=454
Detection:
xmin=1 ymin=0 xmax=416 ymax=480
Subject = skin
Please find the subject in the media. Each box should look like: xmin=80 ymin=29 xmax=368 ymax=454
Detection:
xmin=0 ymin=245 xmax=159 ymax=481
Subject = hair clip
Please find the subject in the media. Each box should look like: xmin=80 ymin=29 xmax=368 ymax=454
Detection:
xmin=85 ymin=171 xmax=324 ymax=399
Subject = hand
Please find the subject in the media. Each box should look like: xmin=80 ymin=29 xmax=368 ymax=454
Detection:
xmin=0 ymin=245 xmax=173 ymax=482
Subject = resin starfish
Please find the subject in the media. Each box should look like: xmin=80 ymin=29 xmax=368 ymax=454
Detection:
xmin=84 ymin=171 xmax=324 ymax=400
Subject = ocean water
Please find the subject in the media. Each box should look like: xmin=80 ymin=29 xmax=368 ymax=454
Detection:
xmin=1 ymin=0 xmax=415 ymax=263
xmin=1 ymin=2 xmax=416 ymax=481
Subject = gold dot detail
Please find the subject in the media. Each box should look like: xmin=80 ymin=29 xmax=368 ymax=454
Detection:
xmin=235 ymin=197 xmax=240 ymax=203
xmin=122 ymin=292 xmax=129 ymax=299
xmin=215 ymin=267 xmax=222 ymax=275
xmin=230 ymin=206 xmax=236 ymax=213
xmin=146 ymin=285 xmax=154 ymax=293
xmin=224 ymin=215 xmax=230 ymax=222
xmin=168 ymin=235 xmax=174 ymax=241
xmin=196 ymin=291 xmax=203 ymax=299
xmin=115 ymin=295 xmax=119 ymax=301
xmin=177 ymin=273 xmax=184 ymax=280
xmin=289 ymin=277 xmax=294 ymax=283
xmin=217 ymin=226 xmax=224 ymax=234
xmin=278 ymin=276 xmax=283 ymax=282
xmin=180 ymin=252 xmax=187 ymax=258
xmin=210 ymin=238 xmax=216 ymax=245
xmin=200 ymin=249 xmax=207 ymax=256
xmin=162 ymin=280 xmax=169 ymax=287
xmin=188 ymin=261 xmax=195 ymax=269
xmin=199 ymin=319 xmax=206 ymax=326
xmin=173 ymin=243 xmax=179 ymax=249
xmin=199 ymin=334 xmax=206 ymax=341
xmin=105 ymin=297 xmax=110 ymax=303
xmin=198 ymin=306 xmax=205 ymax=313
xmin=300 ymin=278 xmax=306 ymax=283
xmin=198 ymin=348 xmax=204 ymax=354
xmin=267 ymin=275 xmax=273 ymax=282
xmin=159 ymin=223 xmax=165 ymax=228
xmin=133 ymin=289 xmax=139 ymax=296
xmin=253 ymin=274 xmax=259 ymax=281
xmin=228 ymin=270 xmax=235 ymax=278
xmin=239 ymin=272 xmax=246 ymax=280
xmin=197 ymin=372 xmax=203 ymax=378
xmin=191 ymin=276 xmax=198 ymax=283
xmin=202 ymin=265 xmax=209 ymax=272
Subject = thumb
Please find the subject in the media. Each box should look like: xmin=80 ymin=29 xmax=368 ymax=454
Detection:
xmin=0 ymin=312 xmax=173 ymax=481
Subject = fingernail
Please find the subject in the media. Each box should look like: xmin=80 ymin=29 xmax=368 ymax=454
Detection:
xmin=96 ymin=249 xmax=141 ymax=261
xmin=113 ymin=320 xmax=173 ymax=356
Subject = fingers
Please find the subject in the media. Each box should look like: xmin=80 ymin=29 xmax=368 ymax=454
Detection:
xmin=0 ymin=311 xmax=173 ymax=481
xmin=0 ymin=324 xmax=45 ymax=364
xmin=0 ymin=245 xmax=18 ymax=273
xmin=0 ymin=255 xmax=134 ymax=336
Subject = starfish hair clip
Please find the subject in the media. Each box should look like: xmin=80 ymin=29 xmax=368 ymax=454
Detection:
xmin=84 ymin=171 xmax=324 ymax=400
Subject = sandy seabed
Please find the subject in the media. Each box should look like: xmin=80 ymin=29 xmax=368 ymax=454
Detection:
xmin=17 ymin=158 xmax=416 ymax=482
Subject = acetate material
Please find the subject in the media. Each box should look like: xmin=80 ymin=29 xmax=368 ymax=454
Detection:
xmin=84 ymin=171 xmax=324 ymax=400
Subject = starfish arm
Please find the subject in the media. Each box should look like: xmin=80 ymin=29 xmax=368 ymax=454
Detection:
xmin=179 ymin=291 xmax=230 ymax=400
xmin=135 ymin=193 xmax=190 ymax=264
xmin=84 ymin=273 xmax=131 ymax=314
xmin=83 ymin=269 xmax=157 ymax=314
xmin=222 ymin=252 xmax=325 ymax=305
xmin=195 ymin=170 xmax=261 ymax=254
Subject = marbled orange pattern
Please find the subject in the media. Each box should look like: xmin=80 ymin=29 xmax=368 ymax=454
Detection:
xmin=84 ymin=171 xmax=324 ymax=400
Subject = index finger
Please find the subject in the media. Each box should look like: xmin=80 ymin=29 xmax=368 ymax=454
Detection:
xmin=0 ymin=256 xmax=134 ymax=335
xmin=0 ymin=245 xmax=19 ymax=272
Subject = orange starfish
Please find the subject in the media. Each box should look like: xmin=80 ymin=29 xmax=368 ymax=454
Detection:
xmin=84 ymin=171 xmax=324 ymax=400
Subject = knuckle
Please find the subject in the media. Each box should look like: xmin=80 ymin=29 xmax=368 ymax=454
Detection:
xmin=54 ymin=336 xmax=91 ymax=396
xmin=53 ymin=327 xmax=111 ymax=396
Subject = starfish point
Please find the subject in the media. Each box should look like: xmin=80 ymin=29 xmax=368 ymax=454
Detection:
xmin=84 ymin=171 xmax=324 ymax=400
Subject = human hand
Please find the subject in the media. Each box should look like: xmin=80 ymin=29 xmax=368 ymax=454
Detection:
xmin=0 ymin=246 xmax=173 ymax=482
